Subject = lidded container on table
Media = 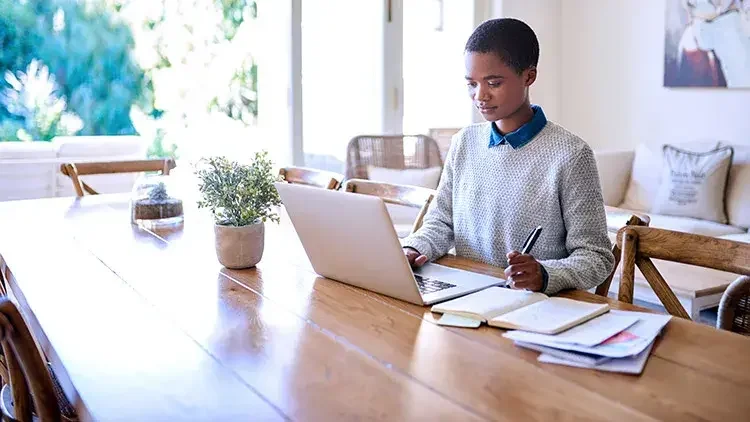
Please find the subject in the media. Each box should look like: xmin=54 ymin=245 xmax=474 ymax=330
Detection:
xmin=129 ymin=174 xmax=184 ymax=228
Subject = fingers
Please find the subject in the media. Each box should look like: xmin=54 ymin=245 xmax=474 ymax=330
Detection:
xmin=508 ymin=274 xmax=538 ymax=289
xmin=505 ymin=261 xmax=543 ymax=291
xmin=403 ymin=248 xmax=428 ymax=267
xmin=504 ymin=262 xmax=538 ymax=279
xmin=507 ymin=251 xmax=535 ymax=265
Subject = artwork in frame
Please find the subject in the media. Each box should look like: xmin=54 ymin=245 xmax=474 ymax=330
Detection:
xmin=664 ymin=0 xmax=750 ymax=88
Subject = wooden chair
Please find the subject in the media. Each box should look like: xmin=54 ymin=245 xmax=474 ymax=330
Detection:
xmin=0 ymin=298 xmax=76 ymax=421
xmin=595 ymin=210 xmax=651 ymax=298
xmin=343 ymin=179 xmax=435 ymax=234
xmin=344 ymin=135 xmax=443 ymax=180
xmin=717 ymin=276 xmax=750 ymax=335
xmin=615 ymin=226 xmax=750 ymax=320
xmin=60 ymin=159 xmax=176 ymax=197
xmin=278 ymin=167 xmax=343 ymax=190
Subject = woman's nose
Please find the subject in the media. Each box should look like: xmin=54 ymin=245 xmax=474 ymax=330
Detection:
xmin=475 ymin=84 xmax=490 ymax=102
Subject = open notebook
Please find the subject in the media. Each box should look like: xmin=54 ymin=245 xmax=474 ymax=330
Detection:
xmin=431 ymin=287 xmax=609 ymax=334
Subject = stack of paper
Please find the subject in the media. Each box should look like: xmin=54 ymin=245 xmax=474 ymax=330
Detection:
xmin=503 ymin=310 xmax=671 ymax=375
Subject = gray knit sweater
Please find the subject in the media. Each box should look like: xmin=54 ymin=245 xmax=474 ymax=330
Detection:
xmin=402 ymin=121 xmax=615 ymax=295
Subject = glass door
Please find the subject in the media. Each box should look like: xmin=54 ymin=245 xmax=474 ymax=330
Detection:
xmin=300 ymin=0 xmax=391 ymax=173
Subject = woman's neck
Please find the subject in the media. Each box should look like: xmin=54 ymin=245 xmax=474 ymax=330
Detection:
xmin=496 ymin=102 xmax=534 ymax=134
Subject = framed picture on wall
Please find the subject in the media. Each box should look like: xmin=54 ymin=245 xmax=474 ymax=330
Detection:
xmin=664 ymin=0 xmax=750 ymax=88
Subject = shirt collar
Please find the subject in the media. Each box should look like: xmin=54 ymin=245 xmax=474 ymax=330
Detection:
xmin=489 ymin=104 xmax=547 ymax=149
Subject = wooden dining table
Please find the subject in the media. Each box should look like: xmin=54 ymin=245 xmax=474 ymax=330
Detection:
xmin=0 ymin=193 xmax=748 ymax=421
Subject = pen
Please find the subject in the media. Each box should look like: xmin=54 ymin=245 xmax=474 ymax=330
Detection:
xmin=507 ymin=226 xmax=543 ymax=289
xmin=521 ymin=226 xmax=543 ymax=255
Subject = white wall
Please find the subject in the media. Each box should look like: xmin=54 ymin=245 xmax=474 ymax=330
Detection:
xmin=492 ymin=0 xmax=562 ymax=122
xmin=559 ymin=0 xmax=750 ymax=150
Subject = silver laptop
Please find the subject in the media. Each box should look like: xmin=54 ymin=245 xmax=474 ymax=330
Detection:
xmin=274 ymin=182 xmax=505 ymax=305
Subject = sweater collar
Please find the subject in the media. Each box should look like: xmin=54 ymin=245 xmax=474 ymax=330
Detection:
xmin=489 ymin=104 xmax=547 ymax=149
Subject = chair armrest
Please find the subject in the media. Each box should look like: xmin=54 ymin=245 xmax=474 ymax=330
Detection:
xmin=594 ymin=149 xmax=635 ymax=206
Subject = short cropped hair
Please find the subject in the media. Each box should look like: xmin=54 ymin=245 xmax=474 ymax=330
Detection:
xmin=465 ymin=18 xmax=539 ymax=74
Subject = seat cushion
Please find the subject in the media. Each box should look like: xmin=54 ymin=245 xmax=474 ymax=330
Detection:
xmin=606 ymin=207 xmax=745 ymax=237
xmin=0 ymin=142 xmax=56 ymax=159
xmin=0 ymin=161 xmax=57 ymax=200
xmin=718 ymin=233 xmax=750 ymax=244
xmin=367 ymin=166 xmax=442 ymax=189
xmin=53 ymin=135 xmax=147 ymax=157
xmin=645 ymin=213 xmax=745 ymax=237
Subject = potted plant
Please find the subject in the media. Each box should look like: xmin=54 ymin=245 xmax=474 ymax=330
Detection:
xmin=195 ymin=152 xmax=281 ymax=269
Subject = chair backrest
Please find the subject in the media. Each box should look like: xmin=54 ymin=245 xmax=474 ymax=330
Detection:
xmin=342 ymin=179 xmax=435 ymax=234
xmin=718 ymin=276 xmax=750 ymax=335
xmin=278 ymin=167 xmax=343 ymax=190
xmin=616 ymin=225 xmax=750 ymax=319
xmin=0 ymin=298 xmax=60 ymax=422
xmin=60 ymin=159 xmax=176 ymax=197
xmin=345 ymin=135 xmax=443 ymax=180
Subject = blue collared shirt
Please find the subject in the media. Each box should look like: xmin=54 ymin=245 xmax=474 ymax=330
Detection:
xmin=489 ymin=104 xmax=547 ymax=149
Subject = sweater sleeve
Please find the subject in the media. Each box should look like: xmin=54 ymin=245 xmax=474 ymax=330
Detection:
xmin=400 ymin=137 xmax=457 ymax=261
xmin=538 ymin=146 xmax=615 ymax=295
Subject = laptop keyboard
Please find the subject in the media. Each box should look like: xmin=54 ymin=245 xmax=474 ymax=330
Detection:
xmin=414 ymin=274 xmax=456 ymax=295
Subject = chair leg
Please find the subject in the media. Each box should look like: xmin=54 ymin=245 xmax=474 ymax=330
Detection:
xmin=618 ymin=228 xmax=638 ymax=304
xmin=636 ymin=256 xmax=691 ymax=319
xmin=595 ymin=243 xmax=621 ymax=297
xmin=61 ymin=164 xmax=85 ymax=197
xmin=3 ymin=343 xmax=31 ymax=421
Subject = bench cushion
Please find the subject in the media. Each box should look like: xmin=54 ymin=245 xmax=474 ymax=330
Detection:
xmin=607 ymin=208 xmax=745 ymax=237
xmin=0 ymin=142 xmax=56 ymax=159
xmin=718 ymin=233 xmax=750 ymax=244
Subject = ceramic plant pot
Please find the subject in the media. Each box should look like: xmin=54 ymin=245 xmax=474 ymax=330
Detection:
xmin=214 ymin=222 xmax=265 ymax=269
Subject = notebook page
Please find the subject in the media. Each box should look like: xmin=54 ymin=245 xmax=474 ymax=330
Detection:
xmin=431 ymin=287 xmax=547 ymax=320
xmin=489 ymin=297 xmax=609 ymax=334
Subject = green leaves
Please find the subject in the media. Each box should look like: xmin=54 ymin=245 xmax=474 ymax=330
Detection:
xmin=0 ymin=0 xmax=147 ymax=138
xmin=148 ymin=182 xmax=169 ymax=202
xmin=195 ymin=151 xmax=281 ymax=227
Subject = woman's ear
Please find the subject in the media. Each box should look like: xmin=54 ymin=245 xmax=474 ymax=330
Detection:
xmin=524 ymin=67 xmax=537 ymax=86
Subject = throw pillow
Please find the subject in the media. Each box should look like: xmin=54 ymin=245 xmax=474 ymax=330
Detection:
xmin=620 ymin=141 xmax=720 ymax=211
xmin=651 ymin=145 xmax=734 ymax=224
xmin=366 ymin=165 xmax=442 ymax=189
